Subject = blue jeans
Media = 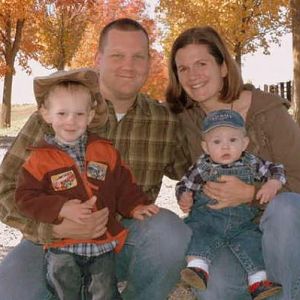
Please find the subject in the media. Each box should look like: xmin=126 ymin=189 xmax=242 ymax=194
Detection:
xmin=186 ymin=193 xmax=263 ymax=274
xmin=45 ymin=249 xmax=119 ymax=300
xmin=0 ymin=208 xmax=191 ymax=300
xmin=194 ymin=192 xmax=300 ymax=300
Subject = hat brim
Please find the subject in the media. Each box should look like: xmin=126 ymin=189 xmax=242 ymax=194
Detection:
xmin=34 ymin=67 xmax=107 ymax=127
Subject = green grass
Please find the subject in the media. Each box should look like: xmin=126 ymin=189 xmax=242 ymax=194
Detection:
xmin=0 ymin=104 xmax=36 ymax=136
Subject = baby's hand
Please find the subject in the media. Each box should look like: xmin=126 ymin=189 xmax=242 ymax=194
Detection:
xmin=59 ymin=196 xmax=97 ymax=224
xmin=132 ymin=204 xmax=160 ymax=221
xmin=178 ymin=191 xmax=193 ymax=213
xmin=256 ymin=179 xmax=282 ymax=204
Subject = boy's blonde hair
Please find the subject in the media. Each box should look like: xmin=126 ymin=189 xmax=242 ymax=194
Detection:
xmin=42 ymin=81 xmax=95 ymax=110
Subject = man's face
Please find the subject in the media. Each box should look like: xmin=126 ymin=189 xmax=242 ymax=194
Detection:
xmin=96 ymin=29 xmax=150 ymax=101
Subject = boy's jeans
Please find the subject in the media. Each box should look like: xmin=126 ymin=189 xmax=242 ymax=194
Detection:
xmin=186 ymin=193 xmax=263 ymax=275
xmin=0 ymin=208 xmax=191 ymax=300
xmin=45 ymin=249 xmax=119 ymax=300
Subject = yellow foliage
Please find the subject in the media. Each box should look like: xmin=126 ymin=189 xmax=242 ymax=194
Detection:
xmin=157 ymin=0 xmax=290 ymax=65
xmin=0 ymin=0 xmax=41 ymax=76
xmin=36 ymin=0 xmax=96 ymax=70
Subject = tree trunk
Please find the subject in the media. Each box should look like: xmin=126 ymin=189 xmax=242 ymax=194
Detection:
xmin=0 ymin=18 xmax=25 ymax=128
xmin=1 ymin=71 xmax=13 ymax=127
xmin=234 ymin=43 xmax=242 ymax=76
xmin=291 ymin=0 xmax=300 ymax=124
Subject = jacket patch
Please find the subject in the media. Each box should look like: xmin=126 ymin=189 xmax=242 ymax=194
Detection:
xmin=87 ymin=161 xmax=108 ymax=181
xmin=51 ymin=170 xmax=77 ymax=191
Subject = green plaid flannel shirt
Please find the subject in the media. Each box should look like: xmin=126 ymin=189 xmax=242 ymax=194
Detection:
xmin=0 ymin=94 xmax=191 ymax=243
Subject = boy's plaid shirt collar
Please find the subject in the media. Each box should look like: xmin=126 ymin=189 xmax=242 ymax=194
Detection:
xmin=44 ymin=133 xmax=87 ymax=172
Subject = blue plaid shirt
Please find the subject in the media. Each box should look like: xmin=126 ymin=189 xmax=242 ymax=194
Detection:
xmin=45 ymin=133 xmax=117 ymax=257
xmin=176 ymin=151 xmax=286 ymax=199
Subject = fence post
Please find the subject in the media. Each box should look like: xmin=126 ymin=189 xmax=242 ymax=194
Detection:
xmin=280 ymin=82 xmax=285 ymax=99
xmin=286 ymin=81 xmax=292 ymax=102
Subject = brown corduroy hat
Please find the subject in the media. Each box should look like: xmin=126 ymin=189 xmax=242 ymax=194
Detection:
xmin=33 ymin=67 xmax=107 ymax=127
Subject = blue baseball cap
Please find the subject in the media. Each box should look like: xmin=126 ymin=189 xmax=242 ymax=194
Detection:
xmin=202 ymin=109 xmax=245 ymax=133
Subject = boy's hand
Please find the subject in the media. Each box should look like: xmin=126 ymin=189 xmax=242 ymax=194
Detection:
xmin=178 ymin=191 xmax=193 ymax=213
xmin=256 ymin=179 xmax=282 ymax=204
xmin=59 ymin=196 xmax=97 ymax=224
xmin=132 ymin=204 xmax=160 ymax=221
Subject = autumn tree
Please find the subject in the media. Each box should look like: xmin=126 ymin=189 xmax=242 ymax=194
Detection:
xmin=291 ymin=0 xmax=300 ymax=124
xmin=158 ymin=0 xmax=290 ymax=68
xmin=0 ymin=0 xmax=40 ymax=127
xmin=142 ymin=49 xmax=168 ymax=100
xmin=71 ymin=0 xmax=167 ymax=100
xmin=37 ymin=0 xmax=96 ymax=70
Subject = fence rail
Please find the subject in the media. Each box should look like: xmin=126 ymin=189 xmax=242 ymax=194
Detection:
xmin=263 ymin=81 xmax=292 ymax=101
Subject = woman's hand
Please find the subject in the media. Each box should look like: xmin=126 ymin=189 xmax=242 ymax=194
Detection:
xmin=203 ymin=175 xmax=255 ymax=209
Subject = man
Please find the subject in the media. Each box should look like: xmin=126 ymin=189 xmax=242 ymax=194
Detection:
xmin=0 ymin=19 xmax=192 ymax=300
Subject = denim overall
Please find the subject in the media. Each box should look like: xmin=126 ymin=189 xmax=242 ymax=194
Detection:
xmin=185 ymin=158 xmax=264 ymax=275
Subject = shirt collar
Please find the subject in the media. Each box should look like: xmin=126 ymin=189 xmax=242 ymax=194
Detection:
xmin=105 ymin=93 xmax=152 ymax=117
xmin=204 ymin=151 xmax=247 ymax=167
xmin=45 ymin=132 xmax=88 ymax=150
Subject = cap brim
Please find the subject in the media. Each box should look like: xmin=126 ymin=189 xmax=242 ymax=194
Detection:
xmin=203 ymin=123 xmax=244 ymax=133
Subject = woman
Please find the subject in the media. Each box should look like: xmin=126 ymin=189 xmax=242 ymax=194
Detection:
xmin=166 ymin=26 xmax=300 ymax=300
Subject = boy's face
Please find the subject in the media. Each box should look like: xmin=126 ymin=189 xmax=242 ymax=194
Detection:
xmin=201 ymin=126 xmax=249 ymax=164
xmin=41 ymin=87 xmax=95 ymax=145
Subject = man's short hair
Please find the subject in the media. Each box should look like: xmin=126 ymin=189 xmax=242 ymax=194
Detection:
xmin=98 ymin=18 xmax=149 ymax=52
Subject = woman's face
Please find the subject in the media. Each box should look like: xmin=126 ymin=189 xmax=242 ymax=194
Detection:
xmin=175 ymin=44 xmax=227 ymax=104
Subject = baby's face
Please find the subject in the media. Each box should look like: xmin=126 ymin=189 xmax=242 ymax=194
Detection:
xmin=201 ymin=126 xmax=249 ymax=164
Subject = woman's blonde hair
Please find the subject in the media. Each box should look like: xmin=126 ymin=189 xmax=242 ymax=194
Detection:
xmin=166 ymin=26 xmax=243 ymax=113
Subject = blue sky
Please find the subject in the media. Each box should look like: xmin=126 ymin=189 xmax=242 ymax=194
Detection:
xmin=0 ymin=33 xmax=293 ymax=105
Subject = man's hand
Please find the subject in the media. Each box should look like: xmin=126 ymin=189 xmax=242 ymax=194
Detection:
xmin=53 ymin=207 xmax=109 ymax=239
xmin=178 ymin=191 xmax=193 ymax=213
xmin=203 ymin=175 xmax=255 ymax=210
xmin=256 ymin=179 xmax=282 ymax=204
xmin=59 ymin=196 xmax=97 ymax=224
xmin=132 ymin=204 xmax=160 ymax=221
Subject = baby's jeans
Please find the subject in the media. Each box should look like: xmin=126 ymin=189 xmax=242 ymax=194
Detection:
xmin=185 ymin=193 xmax=263 ymax=275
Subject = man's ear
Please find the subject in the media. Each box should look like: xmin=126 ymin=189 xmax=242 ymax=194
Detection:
xmin=243 ymin=136 xmax=250 ymax=151
xmin=94 ymin=51 xmax=101 ymax=69
xmin=88 ymin=109 xmax=95 ymax=125
xmin=201 ymin=141 xmax=209 ymax=154
xmin=39 ymin=105 xmax=51 ymax=124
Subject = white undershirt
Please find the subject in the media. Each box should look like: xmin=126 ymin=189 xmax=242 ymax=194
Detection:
xmin=116 ymin=112 xmax=126 ymax=121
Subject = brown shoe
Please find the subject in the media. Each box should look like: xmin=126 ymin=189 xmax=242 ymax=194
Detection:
xmin=180 ymin=267 xmax=208 ymax=290
xmin=249 ymin=280 xmax=282 ymax=300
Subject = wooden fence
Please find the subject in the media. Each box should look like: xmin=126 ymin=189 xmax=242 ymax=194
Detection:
xmin=263 ymin=81 xmax=292 ymax=102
